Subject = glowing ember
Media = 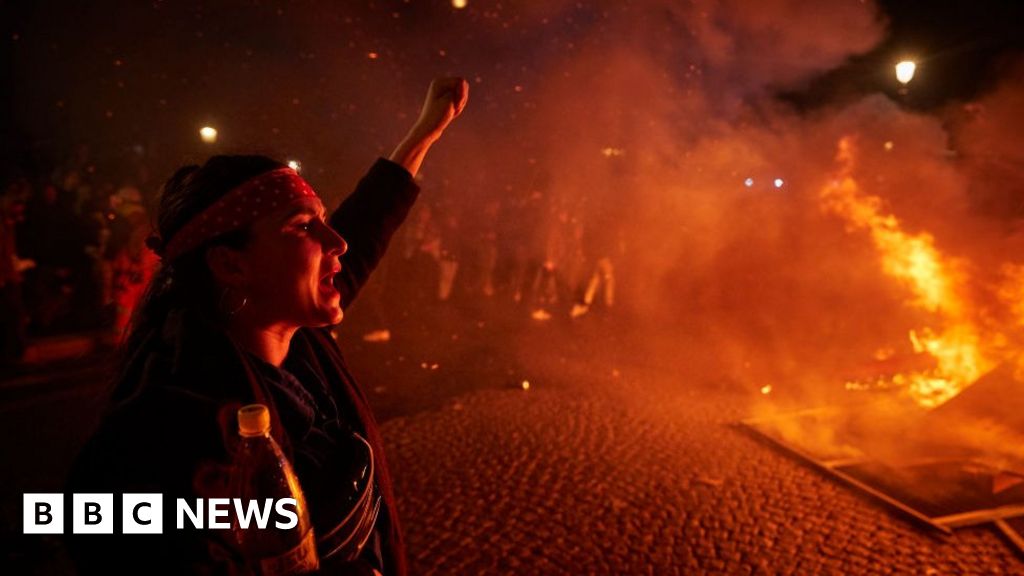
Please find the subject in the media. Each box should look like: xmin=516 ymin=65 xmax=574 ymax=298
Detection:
xmin=820 ymin=137 xmax=993 ymax=408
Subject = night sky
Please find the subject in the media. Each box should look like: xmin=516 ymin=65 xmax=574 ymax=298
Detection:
xmin=790 ymin=0 xmax=1024 ymax=110
xmin=2 ymin=0 xmax=1021 ymax=195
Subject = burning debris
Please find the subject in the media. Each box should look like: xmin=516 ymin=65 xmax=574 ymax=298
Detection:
xmin=744 ymin=129 xmax=1024 ymax=554
xmin=819 ymin=136 xmax=1006 ymax=409
xmin=743 ymin=369 xmax=1024 ymax=549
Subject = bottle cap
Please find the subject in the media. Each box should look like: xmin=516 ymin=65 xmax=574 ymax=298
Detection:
xmin=238 ymin=404 xmax=271 ymax=437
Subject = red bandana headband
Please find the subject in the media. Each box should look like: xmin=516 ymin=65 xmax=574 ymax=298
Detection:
xmin=161 ymin=167 xmax=318 ymax=262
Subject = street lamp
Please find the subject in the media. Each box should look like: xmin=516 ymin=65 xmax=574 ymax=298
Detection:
xmin=199 ymin=126 xmax=218 ymax=144
xmin=895 ymin=60 xmax=916 ymax=95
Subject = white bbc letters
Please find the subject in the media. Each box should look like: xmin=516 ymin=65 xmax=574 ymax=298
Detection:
xmin=208 ymin=498 xmax=231 ymax=529
xmin=177 ymin=498 xmax=203 ymax=529
xmin=73 ymin=494 xmax=114 ymax=534
xmin=25 ymin=494 xmax=298 ymax=534
xmin=122 ymin=494 xmax=163 ymax=534
xmin=234 ymin=498 xmax=273 ymax=529
xmin=275 ymin=498 xmax=298 ymax=529
xmin=23 ymin=494 xmax=63 ymax=534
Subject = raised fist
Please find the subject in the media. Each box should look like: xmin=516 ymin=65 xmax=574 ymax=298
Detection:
xmin=413 ymin=77 xmax=469 ymax=141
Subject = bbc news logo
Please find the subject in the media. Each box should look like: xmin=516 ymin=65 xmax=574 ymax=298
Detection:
xmin=24 ymin=494 xmax=301 ymax=534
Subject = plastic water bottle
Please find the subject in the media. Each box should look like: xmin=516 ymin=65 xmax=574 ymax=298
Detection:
xmin=231 ymin=404 xmax=319 ymax=575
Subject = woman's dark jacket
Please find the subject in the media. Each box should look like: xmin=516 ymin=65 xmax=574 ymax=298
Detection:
xmin=65 ymin=159 xmax=419 ymax=575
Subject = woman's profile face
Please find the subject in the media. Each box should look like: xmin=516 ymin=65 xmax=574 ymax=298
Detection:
xmin=238 ymin=196 xmax=348 ymax=328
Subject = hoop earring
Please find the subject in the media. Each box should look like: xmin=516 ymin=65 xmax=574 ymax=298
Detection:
xmin=220 ymin=287 xmax=248 ymax=316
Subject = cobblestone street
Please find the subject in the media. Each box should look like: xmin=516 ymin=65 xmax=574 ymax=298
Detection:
xmin=380 ymin=335 xmax=1024 ymax=575
xmin=4 ymin=310 xmax=1023 ymax=575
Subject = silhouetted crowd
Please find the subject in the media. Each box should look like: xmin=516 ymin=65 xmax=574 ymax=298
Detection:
xmin=361 ymin=184 xmax=623 ymax=336
xmin=1 ymin=145 xmax=159 ymax=367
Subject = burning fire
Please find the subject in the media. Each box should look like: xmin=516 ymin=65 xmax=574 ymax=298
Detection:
xmin=820 ymin=137 xmax=994 ymax=408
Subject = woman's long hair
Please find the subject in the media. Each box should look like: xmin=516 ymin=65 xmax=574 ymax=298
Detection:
xmin=111 ymin=155 xmax=285 ymax=402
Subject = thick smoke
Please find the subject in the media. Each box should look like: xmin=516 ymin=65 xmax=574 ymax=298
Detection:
xmin=487 ymin=1 xmax=1023 ymax=407
xmin=496 ymin=0 xmax=902 ymax=391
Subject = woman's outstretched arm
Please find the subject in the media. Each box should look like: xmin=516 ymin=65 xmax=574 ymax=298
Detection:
xmin=329 ymin=77 xmax=469 ymax=307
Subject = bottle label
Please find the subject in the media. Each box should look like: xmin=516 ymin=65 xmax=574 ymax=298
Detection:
xmin=259 ymin=529 xmax=319 ymax=575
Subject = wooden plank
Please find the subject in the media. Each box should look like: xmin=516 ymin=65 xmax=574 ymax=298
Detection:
xmin=994 ymin=519 xmax=1024 ymax=557
xmin=739 ymin=420 xmax=953 ymax=534
xmin=820 ymin=457 xmax=871 ymax=468
xmin=934 ymin=506 xmax=1024 ymax=529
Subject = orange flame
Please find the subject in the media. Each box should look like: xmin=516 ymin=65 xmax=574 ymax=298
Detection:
xmin=820 ymin=137 xmax=993 ymax=408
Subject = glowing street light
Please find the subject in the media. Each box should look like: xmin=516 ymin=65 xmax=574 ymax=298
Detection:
xmin=199 ymin=126 xmax=218 ymax=144
xmin=895 ymin=60 xmax=916 ymax=85
xmin=452 ymin=0 xmax=468 ymax=9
